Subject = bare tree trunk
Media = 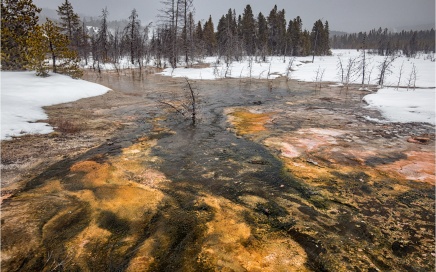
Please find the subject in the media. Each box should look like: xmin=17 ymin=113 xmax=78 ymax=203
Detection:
xmin=186 ymin=78 xmax=196 ymax=126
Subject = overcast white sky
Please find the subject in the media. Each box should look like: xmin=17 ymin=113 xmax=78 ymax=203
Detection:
xmin=34 ymin=0 xmax=435 ymax=32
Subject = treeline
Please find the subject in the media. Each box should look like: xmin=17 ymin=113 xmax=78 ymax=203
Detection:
xmin=1 ymin=0 xmax=332 ymax=77
xmin=331 ymin=28 xmax=435 ymax=57
xmin=153 ymin=3 xmax=331 ymax=68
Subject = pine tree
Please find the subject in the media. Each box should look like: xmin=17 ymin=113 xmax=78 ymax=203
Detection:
xmin=267 ymin=5 xmax=278 ymax=54
xmin=286 ymin=19 xmax=294 ymax=55
xmin=124 ymin=9 xmax=141 ymax=64
xmin=322 ymin=20 xmax=331 ymax=55
xmin=241 ymin=4 xmax=256 ymax=56
xmin=257 ymin=12 xmax=268 ymax=61
xmin=291 ymin=16 xmax=303 ymax=56
xmin=276 ymin=9 xmax=287 ymax=55
xmin=203 ymin=16 xmax=216 ymax=56
xmin=194 ymin=20 xmax=204 ymax=57
xmin=26 ymin=19 xmax=82 ymax=78
xmin=311 ymin=19 xmax=324 ymax=59
xmin=1 ymin=0 xmax=41 ymax=70
xmin=79 ymin=21 xmax=90 ymax=65
xmin=97 ymin=7 xmax=110 ymax=62
xmin=56 ymin=0 xmax=81 ymax=46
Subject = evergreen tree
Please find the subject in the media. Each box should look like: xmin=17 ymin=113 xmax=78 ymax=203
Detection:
xmin=241 ymin=4 xmax=256 ymax=56
xmin=286 ymin=19 xmax=294 ymax=55
xmin=257 ymin=12 xmax=268 ymax=61
xmin=1 ymin=0 xmax=41 ymax=70
xmin=124 ymin=9 xmax=141 ymax=64
xmin=194 ymin=20 xmax=204 ymax=56
xmin=79 ymin=21 xmax=90 ymax=65
xmin=276 ymin=9 xmax=287 ymax=55
xmin=27 ymin=19 xmax=82 ymax=78
xmin=56 ymin=0 xmax=81 ymax=47
xmin=311 ymin=19 xmax=324 ymax=57
xmin=322 ymin=20 xmax=331 ymax=55
xmin=267 ymin=5 xmax=278 ymax=54
xmin=97 ymin=7 xmax=110 ymax=62
xmin=203 ymin=15 xmax=216 ymax=56
xmin=291 ymin=16 xmax=303 ymax=56
xmin=408 ymin=31 xmax=418 ymax=57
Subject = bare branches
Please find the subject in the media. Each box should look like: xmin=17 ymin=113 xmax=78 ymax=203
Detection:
xmin=159 ymin=100 xmax=186 ymax=116
xmin=396 ymin=60 xmax=405 ymax=89
xmin=377 ymin=54 xmax=397 ymax=87
xmin=286 ymin=57 xmax=296 ymax=81
xmin=159 ymin=77 xmax=198 ymax=126
xmin=314 ymin=65 xmax=325 ymax=91
xmin=407 ymin=63 xmax=417 ymax=91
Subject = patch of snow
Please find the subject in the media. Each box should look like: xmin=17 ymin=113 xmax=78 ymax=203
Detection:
xmin=363 ymin=88 xmax=435 ymax=125
xmin=1 ymin=72 xmax=110 ymax=140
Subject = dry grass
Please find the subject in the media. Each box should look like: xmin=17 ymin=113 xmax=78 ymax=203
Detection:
xmin=51 ymin=118 xmax=84 ymax=134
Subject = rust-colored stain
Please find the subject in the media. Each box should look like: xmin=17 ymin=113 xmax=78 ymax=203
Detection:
xmin=377 ymin=151 xmax=435 ymax=184
xmin=229 ymin=109 xmax=274 ymax=135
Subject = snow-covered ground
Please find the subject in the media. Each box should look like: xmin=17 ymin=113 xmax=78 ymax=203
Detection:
xmin=159 ymin=49 xmax=435 ymax=125
xmin=1 ymin=50 xmax=434 ymax=140
xmin=1 ymin=72 xmax=110 ymax=140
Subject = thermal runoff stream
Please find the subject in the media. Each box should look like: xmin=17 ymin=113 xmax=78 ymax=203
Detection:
xmin=2 ymin=71 xmax=434 ymax=271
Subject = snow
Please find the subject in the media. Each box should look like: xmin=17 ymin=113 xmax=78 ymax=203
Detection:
xmin=159 ymin=50 xmax=435 ymax=125
xmin=363 ymin=88 xmax=435 ymax=125
xmin=1 ymin=72 xmax=110 ymax=140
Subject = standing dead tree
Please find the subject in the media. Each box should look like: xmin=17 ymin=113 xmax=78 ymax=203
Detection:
xmin=158 ymin=0 xmax=181 ymax=68
xmin=337 ymin=56 xmax=358 ymax=90
xmin=158 ymin=77 xmax=198 ymax=126
xmin=396 ymin=60 xmax=405 ymax=89
xmin=314 ymin=65 xmax=325 ymax=91
xmin=407 ymin=63 xmax=417 ymax=91
xmin=286 ymin=57 xmax=296 ymax=81
xmin=377 ymin=55 xmax=397 ymax=87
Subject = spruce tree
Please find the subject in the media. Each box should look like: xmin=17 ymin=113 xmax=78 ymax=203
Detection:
xmin=1 ymin=0 xmax=41 ymax=70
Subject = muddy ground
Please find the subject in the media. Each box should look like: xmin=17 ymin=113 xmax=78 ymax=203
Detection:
xmin=1 ymin=69 xmax=435 ymax=271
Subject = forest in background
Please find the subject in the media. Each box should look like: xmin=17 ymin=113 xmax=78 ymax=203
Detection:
xmin=1 ymin=0 xmax=434 ymax=78
xmin=331 ymin=28 xmax=435 ymax=57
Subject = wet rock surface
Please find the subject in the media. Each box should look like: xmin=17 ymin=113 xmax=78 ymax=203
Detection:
xmin=1 ymin=70 xmax=434 ymax=271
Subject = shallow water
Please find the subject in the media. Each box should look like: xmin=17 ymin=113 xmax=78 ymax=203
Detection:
xmin=2 ymin=70 xmax=434 ymax=271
